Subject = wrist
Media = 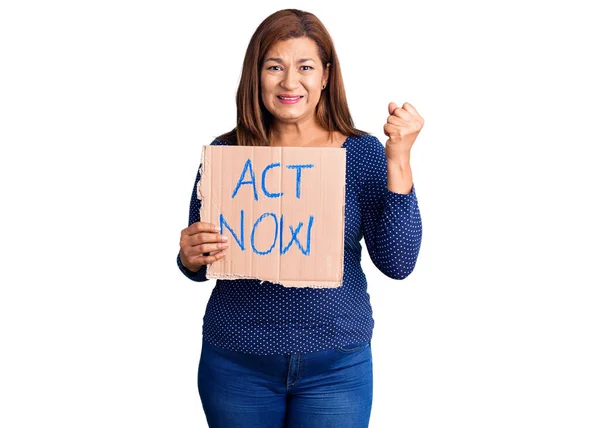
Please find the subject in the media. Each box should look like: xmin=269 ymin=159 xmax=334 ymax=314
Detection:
xmin=387 ymin=157 xmax=413 ymax=194
xmin=183 ymin=263 xmax=201 ymax=273
xmin=387 ymin=156 xmax=411 ymax=170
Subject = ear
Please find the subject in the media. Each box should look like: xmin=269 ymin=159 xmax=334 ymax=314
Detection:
xmin=323 ymin=62 xmax=331 ymax=85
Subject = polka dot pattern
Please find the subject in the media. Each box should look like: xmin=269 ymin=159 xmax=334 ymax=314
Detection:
xmin=176 ymin=132 xmax=422 ymax=355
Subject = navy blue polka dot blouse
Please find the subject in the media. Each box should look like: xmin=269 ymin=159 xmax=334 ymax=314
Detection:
xmin=177 ymin=132 xmax=422 ymax=355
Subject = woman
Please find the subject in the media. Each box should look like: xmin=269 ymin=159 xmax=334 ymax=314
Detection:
xmin=177 ymin=8 xmax=423 ymax=428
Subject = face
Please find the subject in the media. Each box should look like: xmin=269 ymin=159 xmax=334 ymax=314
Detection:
xmin=260 ymin=37 xmax=330 ymax=125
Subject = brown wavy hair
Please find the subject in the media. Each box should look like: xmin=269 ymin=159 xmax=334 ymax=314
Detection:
xmin=214 ymin=8 xmax=369 ymax=146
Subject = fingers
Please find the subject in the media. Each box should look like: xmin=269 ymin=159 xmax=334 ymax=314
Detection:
xmin=182 ymin=221 xmax=219 ymax=237
xmin=403 ymin=102 xmax=424 ymax=126
xmin=181 ymin=232 xmax=229 ymax=257
xmin=179 ymin=221 xmax=231 ymax=268
xmin=383 ymin=122 xmax=395 ymax=137
xmin=402 ymin=102 xmax=418 ymax=117
xmin=387 ymin=113 xmax=410 ymax=125
xmin=180 ymin=241 xmax=229 ymax=268
xmin=197 ymin=240 xmax=230 ymax=254
xmin=188 ymin=232 xmax=228 ymax=247
xmin=181 ymin=222 xmax=224 ymax=245
xmin=389 ymin=101 xmax=424 ymax=126
xmin=195 ymin=250 xmax=227 ymax=266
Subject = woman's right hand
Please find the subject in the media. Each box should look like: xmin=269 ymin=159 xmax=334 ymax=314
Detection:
xmin=179 ymin=222 xmax=229 ymax=272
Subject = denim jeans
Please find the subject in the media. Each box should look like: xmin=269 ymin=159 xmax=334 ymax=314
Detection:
xmin=197 ymin=339 xmax=373 ymax=428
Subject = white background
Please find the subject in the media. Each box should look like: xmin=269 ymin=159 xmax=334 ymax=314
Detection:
xmin=1 ymin=0 xmax=599 ymax=427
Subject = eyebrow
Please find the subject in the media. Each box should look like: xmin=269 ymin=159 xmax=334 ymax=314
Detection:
xmin=263 ymin=57 xmax=315 ymax=64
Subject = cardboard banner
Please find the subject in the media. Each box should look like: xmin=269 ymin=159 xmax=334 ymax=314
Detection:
xmin=198 ymin=146 xmax=346 ymax=288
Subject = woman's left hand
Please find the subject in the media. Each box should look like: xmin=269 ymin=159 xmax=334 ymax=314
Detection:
xmin=383 ymin=101 xmax=424 ymax=163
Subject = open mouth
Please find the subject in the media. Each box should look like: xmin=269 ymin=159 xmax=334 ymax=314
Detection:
xmin=277 ymin=96 xmax=303 ymax=100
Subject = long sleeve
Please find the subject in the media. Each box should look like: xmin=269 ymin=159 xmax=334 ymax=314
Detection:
xmin=358 ymin=136 xmax=422 ymax=279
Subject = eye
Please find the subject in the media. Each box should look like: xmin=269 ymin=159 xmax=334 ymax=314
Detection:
xmin=266 ymin=65 xmax=314 ymax=71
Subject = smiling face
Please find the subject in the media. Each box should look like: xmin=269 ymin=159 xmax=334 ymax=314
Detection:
xmin=260 ymin=37 xmax=330 ymax=126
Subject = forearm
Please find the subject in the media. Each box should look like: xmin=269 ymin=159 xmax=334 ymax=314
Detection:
xmin=362 ymin=188 xmax=422 ymax=279
xmin=387 ymin=153 xmax=413 ymax=194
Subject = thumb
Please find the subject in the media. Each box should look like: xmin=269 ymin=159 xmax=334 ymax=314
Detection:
xmin=388 ymin=102 xmax=398 ymax=116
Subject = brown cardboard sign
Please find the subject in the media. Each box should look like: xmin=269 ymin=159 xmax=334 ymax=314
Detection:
xmin=198 ymin=146 xmax=346 ymax=288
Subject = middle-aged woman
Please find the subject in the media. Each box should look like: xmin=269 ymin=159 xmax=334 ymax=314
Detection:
xmin=177 ymin=8 xmax=424 ymax=428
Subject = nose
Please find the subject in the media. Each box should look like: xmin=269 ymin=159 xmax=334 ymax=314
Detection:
xmin=281 ymin=68 xmax=300 ymax=90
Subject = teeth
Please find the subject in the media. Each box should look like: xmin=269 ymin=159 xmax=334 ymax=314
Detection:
xmin=279 ymin=96 xmax=300 ymax=100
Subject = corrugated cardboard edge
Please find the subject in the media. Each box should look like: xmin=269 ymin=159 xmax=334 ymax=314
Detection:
xmin=199 ymin=145 xmax=229 ymax=280
xmin=339 ymin=148 xmax=346 ymax=283
xmin=197 ymin=145 xmax=208 ymax=229
xmin=201 ymin=146 xmax=346 ymax=288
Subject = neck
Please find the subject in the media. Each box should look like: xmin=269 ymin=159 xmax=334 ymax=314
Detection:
xmin=268 ymin=116 xmax=327 ymax=147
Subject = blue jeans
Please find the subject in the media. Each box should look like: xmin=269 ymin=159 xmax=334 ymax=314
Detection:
xmin=197 ymin=339 xmax=373 ymax=427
